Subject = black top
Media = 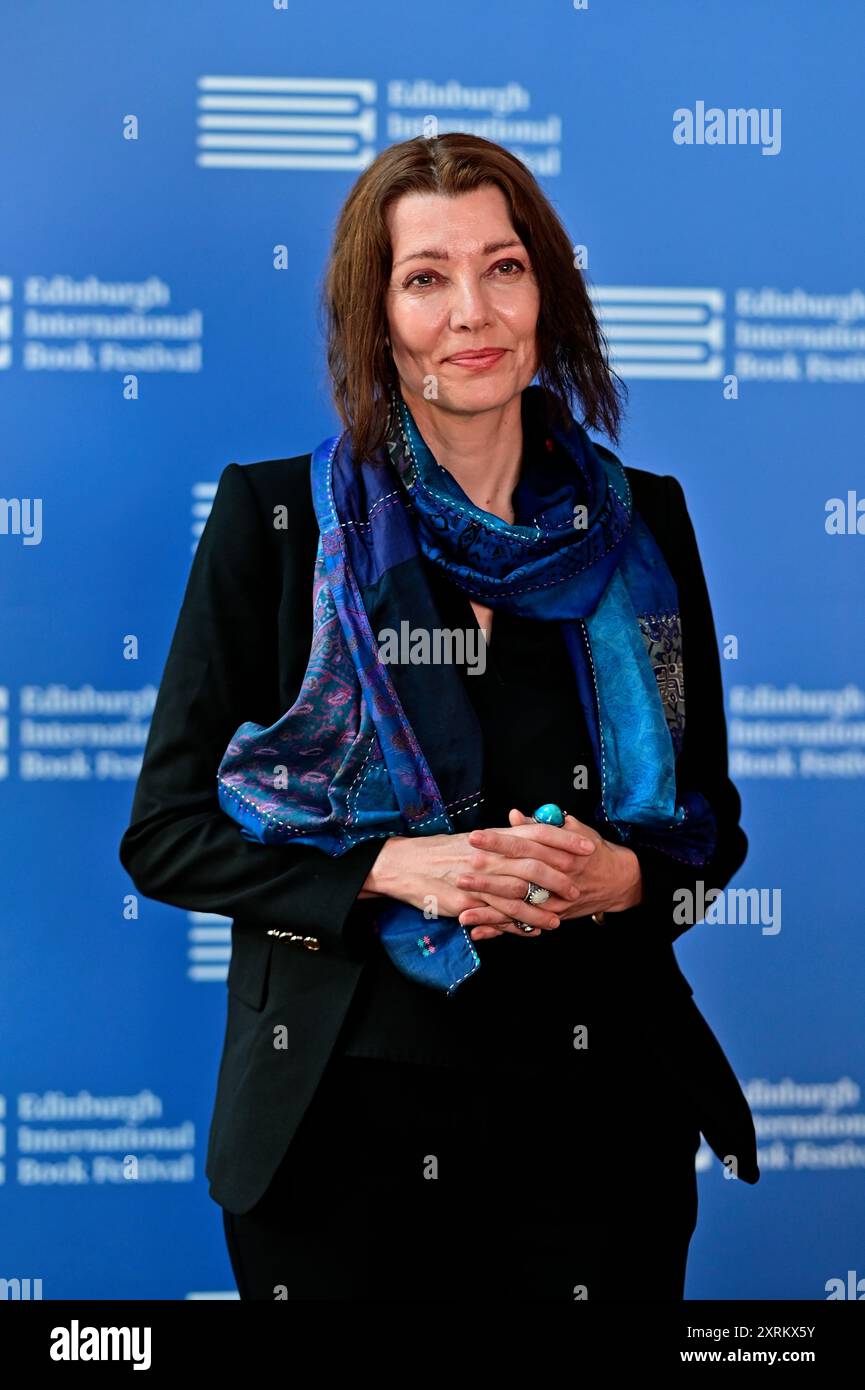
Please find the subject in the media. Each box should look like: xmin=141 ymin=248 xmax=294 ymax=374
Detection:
xmin=336 ymin=556 xmax=652 ymax=1071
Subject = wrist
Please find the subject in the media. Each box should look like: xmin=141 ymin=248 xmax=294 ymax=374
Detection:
xmin=360 ymin=836 xmax=408 ymax=899
xmin=607 ymin=845 xmax=644 ymax=913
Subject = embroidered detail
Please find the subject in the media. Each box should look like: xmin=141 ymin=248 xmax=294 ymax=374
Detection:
xmin=639 ymin=611 xmax=685 ymax=754
xmin=417 ymin=934 xmax=437 ymax=956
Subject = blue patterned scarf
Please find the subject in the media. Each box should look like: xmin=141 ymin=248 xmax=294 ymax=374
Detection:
xmin=217 ymin=384 xmax=717 ymax=994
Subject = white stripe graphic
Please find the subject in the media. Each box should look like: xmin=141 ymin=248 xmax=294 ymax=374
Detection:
xmin=590 ymin=286 xmax=725 ymax=380
xmin=196 ymin=75 xmax=377 ymax=170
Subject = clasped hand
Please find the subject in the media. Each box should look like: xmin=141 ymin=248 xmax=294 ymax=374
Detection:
xmin=362 ymin=807 xmax=643 ymax=940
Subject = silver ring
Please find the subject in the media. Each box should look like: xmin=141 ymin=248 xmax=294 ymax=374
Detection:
xmin=514 ymin=921 xmax=537 ymax=934
xmin=524 ymin=881 xmax=550 ymax=906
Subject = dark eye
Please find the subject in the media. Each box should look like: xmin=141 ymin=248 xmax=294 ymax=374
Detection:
xmin=403 ymin=259 xmax=526 ymax=289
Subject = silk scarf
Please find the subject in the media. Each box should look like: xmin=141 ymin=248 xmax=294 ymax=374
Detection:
xmin=216 ymin=384 xmax=717 ymax=994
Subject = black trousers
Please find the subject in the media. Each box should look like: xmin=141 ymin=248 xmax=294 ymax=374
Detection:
xmin=222 ymin=1051 xmax=700 ymax=1302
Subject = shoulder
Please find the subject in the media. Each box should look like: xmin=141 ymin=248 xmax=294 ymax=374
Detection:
xmin=614 ymin=457 xmax=704 ymax=592
xmin=198 ymin=454 xmax=318 ymax=588
xmin=623 ymin=462 xmax=672 ymax=510
xmin=210 ymin=453 xmax=315 ymax=539
xmin=592 ymin=440 xmax=687 ymax=552
xmin=625 ymin=465 xmax=687 ymax=538
xmin=222 ymin=452 xmax=314 ymax=508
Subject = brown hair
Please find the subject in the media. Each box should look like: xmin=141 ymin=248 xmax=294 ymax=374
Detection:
xmin=319 ymin=132 xmax=627 ymax=460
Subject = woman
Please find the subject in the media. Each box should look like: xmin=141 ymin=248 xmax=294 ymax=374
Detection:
xmin=120 ymin=133 xmax=760 ymax=1302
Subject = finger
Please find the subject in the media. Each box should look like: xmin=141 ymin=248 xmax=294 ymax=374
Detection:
xmin=468 ymin=825 xmax=596 ymax=868
xmin=508 ymin=807 xmax=532 ymax=826
xmin=474 ymin=892 xmax=560 ymax=931
xmin=459 ymin=888 xmax=577 ymax=918
xmin=458 ymin=905 xmax=512 ymax=928
xmin=458 ymin=904 xmax=509 ymax=939
xmin=464 ymin=840 xmax=580 ymax=878
xmin=470 ymin=824 xmax=596 ymax=856
xmin=463 ymin=911 xmax=543 ymax=940
xmin=457 ymin=867 xmax=580 ymax=902
xmin=492 ymin=919 xmax=544 ymax=939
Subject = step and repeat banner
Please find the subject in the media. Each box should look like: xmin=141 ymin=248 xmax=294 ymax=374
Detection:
xmin=2 ymin=0 xmax=863 ymax=1301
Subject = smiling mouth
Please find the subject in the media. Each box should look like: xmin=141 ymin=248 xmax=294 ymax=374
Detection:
xmin=445 ymin=349 xmax=507 ymax=366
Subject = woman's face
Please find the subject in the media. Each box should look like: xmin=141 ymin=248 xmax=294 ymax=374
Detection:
xmin=384 ymin=184 xmax=540 ymax=418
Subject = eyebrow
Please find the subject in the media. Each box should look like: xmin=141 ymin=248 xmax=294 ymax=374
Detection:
xmin=393 ymin=238 xmax=524 ymax=271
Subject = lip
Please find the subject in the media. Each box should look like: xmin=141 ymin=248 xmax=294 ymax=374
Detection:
xmin=445 ymin=349 xmax=507 ymax=369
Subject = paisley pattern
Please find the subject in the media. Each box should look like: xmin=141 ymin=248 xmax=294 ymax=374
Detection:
xmin=639 ymin=610 xmax=686 ymax=756
xmin=216 ymin=384 xmax=717 ymax=994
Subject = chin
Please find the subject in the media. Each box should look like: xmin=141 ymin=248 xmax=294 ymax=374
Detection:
xmin=442 ymin=377 xmax=522 ymax=412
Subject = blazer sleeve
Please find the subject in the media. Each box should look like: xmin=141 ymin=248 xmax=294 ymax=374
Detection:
xmin=608 ymin=473 xmax=748 ymax=943
xmin=118 ymin=461 xmax=382 ymax=959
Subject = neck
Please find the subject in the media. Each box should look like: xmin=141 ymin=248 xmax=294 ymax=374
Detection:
xmin=399 ymin=387 xmax=524 ymax=524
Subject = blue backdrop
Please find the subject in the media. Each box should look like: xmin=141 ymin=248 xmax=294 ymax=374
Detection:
xmin=2 ymin=0 xmax=863 ymax=1301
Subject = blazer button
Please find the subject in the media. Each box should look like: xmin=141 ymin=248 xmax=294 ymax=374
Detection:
xmin=266 ymin=929 xmax=320 ymax=950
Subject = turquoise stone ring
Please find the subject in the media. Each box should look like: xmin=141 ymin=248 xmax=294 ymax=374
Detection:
xmin=532 ymin=803 xmax=566 ymax=827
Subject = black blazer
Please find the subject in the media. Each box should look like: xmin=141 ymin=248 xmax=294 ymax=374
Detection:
xmin=119 ymin=451 xmax=760 ymax=1214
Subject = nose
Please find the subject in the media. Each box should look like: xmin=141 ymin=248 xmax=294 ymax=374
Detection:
xmin=447 ymin=272 xmax=494 ymax=333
